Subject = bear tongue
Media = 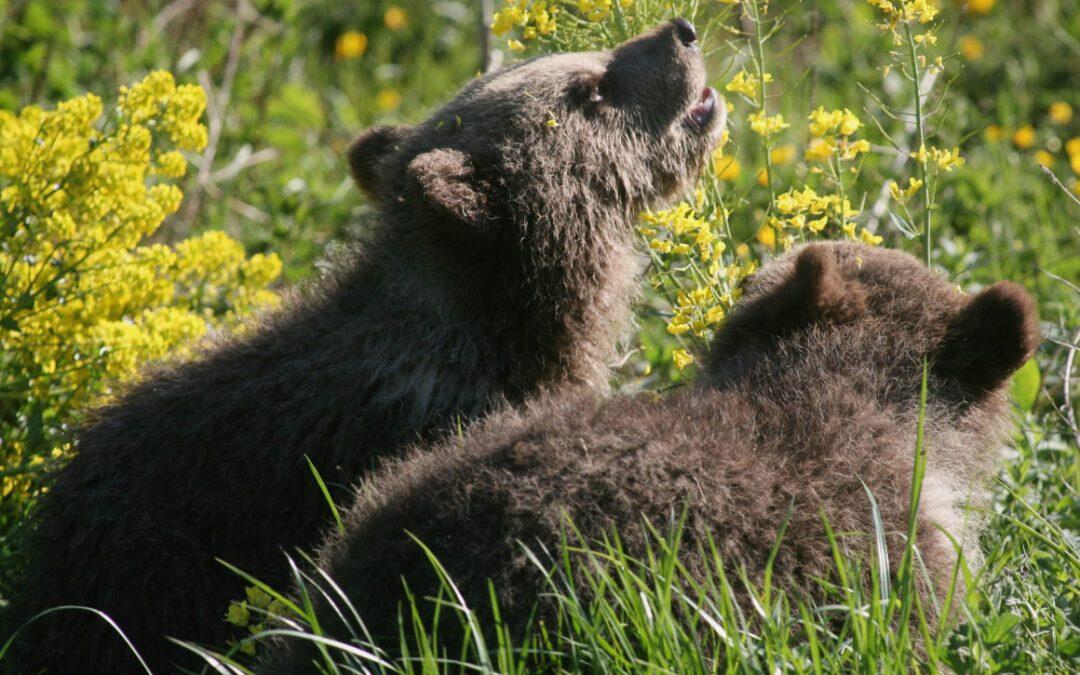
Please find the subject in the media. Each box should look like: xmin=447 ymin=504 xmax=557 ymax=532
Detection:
xmin=687 ymin=87 xmax=717 ymax=128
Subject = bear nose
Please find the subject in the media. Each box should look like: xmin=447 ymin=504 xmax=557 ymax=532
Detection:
xmin=672 ymin=18 xmax=697 ymax=46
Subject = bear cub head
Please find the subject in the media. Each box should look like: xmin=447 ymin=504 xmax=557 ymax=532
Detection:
xmin=709 ymin=242 xmax=1039 ymax=424
xmin=346 ymin=20 xmax=725 ymax=248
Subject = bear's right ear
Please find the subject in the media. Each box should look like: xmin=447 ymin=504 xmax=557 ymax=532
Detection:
xmin=935 ymin=282 xmax=1039 ymax=396
xmin=346 ymin=125 xmax=410 ymax=199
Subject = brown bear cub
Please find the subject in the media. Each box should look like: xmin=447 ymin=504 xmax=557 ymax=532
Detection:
xmin=262 ymin=242 xmax=1039 ymax=673
xmin=5 ymin=21 xmax=724 ymax=674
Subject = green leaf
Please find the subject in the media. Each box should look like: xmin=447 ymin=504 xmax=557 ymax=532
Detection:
xmin=1059 ymin=635 xmax=1080 ymax=657
xmin=985 ymin=613 xmax=1021 ymax=644
xmin=1010 ymin=357 xmax=1040 ymax=412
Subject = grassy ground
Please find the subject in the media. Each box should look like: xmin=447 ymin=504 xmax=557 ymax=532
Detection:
xmin=1 ymin=0 xmax=1078 ymax=672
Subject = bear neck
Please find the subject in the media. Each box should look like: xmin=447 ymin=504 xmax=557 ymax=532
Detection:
xmin=336 ymin=201 xmax=637 ymax=401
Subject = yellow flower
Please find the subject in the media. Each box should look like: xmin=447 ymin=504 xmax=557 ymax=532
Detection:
xmin=984 ymin=124 xmax=1005 ymax=142
xmin=713 ymin=152 xmax=742 ymax=180
xmin=1049 ymin=102 xmax=1073 ymax=125
xmin=1067 ymin=137 xmax=1080 ymax=156
xmin=1012 ymin=125 xmax=1036 ymax=149
xmin=889 ymin=177 xmax=923 ymax=202
xmin=725 ymin=70 xmax=772 ymax=103
xmin=577 ymin=0 xmax=630 ymax=22
xmin=546 ymin=118 xmax=559 ymax=128
xmin=756 ymin=168 xmax=769 ymax=186
xmin=1072 ymin=153 xmax=1080 ymax=177
xmin=756 ymin=221 xmax=777 ymax=250
xmin=748 ymin=111 xmax=789 ymax=138
xmin=859 ymin=228 xmax=884 ymax=246
xmin=672 ymin=349 xmax=694 ymax=370
xmin=375 ymin=89 xmax=403 ymax=112
xmin=0 ymin=73 xmax=280 ymax=512
xmin=154 ymin=150 xmax=188 ymax=178
xmin=914 ymin=144 xmax=965 ymax=171
xmin=667 ymin=319 xmax=691 ymax=335
xmin=808 ymin=107 xmax=862 ymax=137
xmin=840 ymin=139 xmax=871 ymax=160
xmin=805 ymin=137 xmax=836 ymax=163
xmin=866 ymin=0 xmax=939 ymax=28
xmin=508 ymin=39 xmax=526 ymax=52
xmin=335 ymin=31 xmax=368 ymax=60
xmin=965 ymin=0 xmax=994 ymax=15
xmin=1034 ymin=150 xmax=1055 ymax=168
xmin=384 ymin=6 xmax=408 ymax=31
xmin=959 ymin=35 xmax=984 ymax=61
xmin=769 ymin=143 xmax=796 ymax=165
xmin=492 ymin=2 xmax=527 ymax=36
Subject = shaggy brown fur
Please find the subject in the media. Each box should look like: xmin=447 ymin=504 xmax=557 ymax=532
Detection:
xmin=262 ymin=242 xmax=1039 ymax=673
xmin=4 ymin=22 xmax=724 ymax=674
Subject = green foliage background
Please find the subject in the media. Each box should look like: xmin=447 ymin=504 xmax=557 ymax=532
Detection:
xmin=0 ymin=0 xmax=1077 ymax=670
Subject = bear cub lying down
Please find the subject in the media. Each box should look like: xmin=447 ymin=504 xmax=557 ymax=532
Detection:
xmin=264 ymin=242 xmax=1038 ymax=672
xmin=7 ymin=20 xmax=724 ymax=675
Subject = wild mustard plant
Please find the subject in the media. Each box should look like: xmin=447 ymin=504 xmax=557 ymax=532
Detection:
xmin=0 ymin=72 xmax=280 ymax=519
xmin=865 ymin=0 xmax=964 ymax=265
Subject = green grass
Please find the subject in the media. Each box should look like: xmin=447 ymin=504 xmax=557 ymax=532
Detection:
xmin=180 ymin=338 xmax=1077 ymax=673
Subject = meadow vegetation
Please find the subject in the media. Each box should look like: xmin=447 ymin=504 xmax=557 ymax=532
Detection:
xmin=0 ymin=0 xmax=1077 ymax=672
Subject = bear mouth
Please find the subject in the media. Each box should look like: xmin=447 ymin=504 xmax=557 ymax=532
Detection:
xmin=685 ymin=87 xmax=719 ymax=131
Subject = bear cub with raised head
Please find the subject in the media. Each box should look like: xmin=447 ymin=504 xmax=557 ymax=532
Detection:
xmin=263 ymin=241 xmax=1038 ymax=672
xmin=7 ymin=20 xmax=724 ymax=674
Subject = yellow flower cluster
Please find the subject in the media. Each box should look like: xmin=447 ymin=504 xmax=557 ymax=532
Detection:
xmin=1067 ymin=136 xmax=1080 ymax=178
xmin=638 ymin=198 xmax=756 ymax=366
xmin=1 ymin=72 xmax=280 ymax=502
xmin=765 ymin=184 xmax=880 ymax=247
xmin=748 ymin=111 xmax=790 ymax=138
xmin=492 ymin=0 xmax=559 ymax=45
xmin=725 ymin=69 xmax=772 ymax=104
xmin=866 ymin=0 xmax=939 ymax=27
xmin=576 ymin=0 xmax=634 ymax=22
xmin=640 ymin=201 xmax=724 ymax=262
xmin=912 ymin=144 xmax=965 ymax=171
xmin=889 ymin=176 xmax=924 ymax=204
xmin=805 ymin=107 xmax=871 ymax=162
xmin=773 ymin=187 xmax=860 ymax=232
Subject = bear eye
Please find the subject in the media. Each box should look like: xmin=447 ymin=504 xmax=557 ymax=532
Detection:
xmin=588 ymin=86 xmax=603 ymax=104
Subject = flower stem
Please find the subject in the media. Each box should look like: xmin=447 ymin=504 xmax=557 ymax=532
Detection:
xmin=904 ymin=22 xmax=932 ymax=267
xmin=750 ymin=0 xmax=775 ymax=206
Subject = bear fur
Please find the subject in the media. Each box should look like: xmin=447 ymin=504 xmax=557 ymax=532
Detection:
xmin=262 ymin=242 xmax=1039 ymax=672
xmin=4 ymin=21 xmax=724 ymax=674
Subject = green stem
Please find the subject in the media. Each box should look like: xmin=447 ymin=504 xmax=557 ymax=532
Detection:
xmin=904 ymin=22 xmax=932 ymax=267
xmin=750 ymin=0 xmax=775 ymax=206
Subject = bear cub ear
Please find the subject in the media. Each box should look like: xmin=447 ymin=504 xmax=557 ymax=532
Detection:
xmin=714 ymin=245 xmax=866 ymax=348
xmin=783 ymin=245 xmax=868 ymax=325
xmin=935 ymin=281 xmax=1040 ymax=395
xmin=347 ymin=125 xmax=410 ymax=199
xmin=407 ymin=149 xmax=489 ymax=227
xmin=752 ymin=245 xmax=866 ymax=331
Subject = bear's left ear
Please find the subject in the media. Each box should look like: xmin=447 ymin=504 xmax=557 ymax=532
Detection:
xmin=711 ymin=245 xmax=866 ymax=351
xmin=935 ymin=282 xmax=1039 ymax=395
xmin=406 ymin=149 xmax=489 ymax=227
xmin=347 ymin=125 xmax=411 ymax=199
